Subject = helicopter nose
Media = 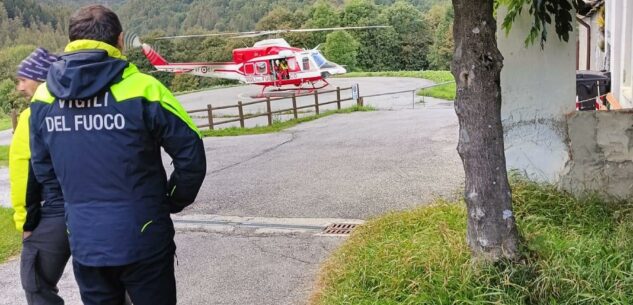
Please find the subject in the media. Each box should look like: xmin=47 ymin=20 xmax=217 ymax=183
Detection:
xmin=322 ymin=62 xmax=346 ymax=75
xmin=329 ymin=64 xmax=346 ymax=75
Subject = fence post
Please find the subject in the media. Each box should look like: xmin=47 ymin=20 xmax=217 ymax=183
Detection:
xmin=238 ymin=101 xmax=245 ymax=128
xmin=266 ymin=97 xmax=273 ymax=126
xmin=11 ymin=108 xmax=18 ymax=131
xmin=314 ymin=91 xmax=319 ymax=115
xmin=292 ymin=94 xmax=298 ymax=119
xmin=357 ymin=97 xmax=364 ymax=107
xmin=336 ymin=87 xmax=341 ymax=110
xmin=207 ymin=104 xmax=214 ymax=130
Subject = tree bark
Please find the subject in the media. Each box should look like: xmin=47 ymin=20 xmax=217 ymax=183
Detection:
xmin=450 ymin=0 xmax=519 ymax=261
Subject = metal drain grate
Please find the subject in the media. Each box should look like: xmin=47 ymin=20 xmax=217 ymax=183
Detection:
xmin=322 ymin=223 xmax=358 ymax=235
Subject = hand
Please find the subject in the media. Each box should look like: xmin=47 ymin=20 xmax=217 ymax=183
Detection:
xmin=22 ymin=231 xmax=32 ymax=240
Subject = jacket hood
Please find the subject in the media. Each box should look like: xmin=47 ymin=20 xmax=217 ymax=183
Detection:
xmin=47 ymin=40 xmax=129 ymax=100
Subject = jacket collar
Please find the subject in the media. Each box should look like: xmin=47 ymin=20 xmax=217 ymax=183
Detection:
xmin=64 ymin=40 xmax=127 ymax=60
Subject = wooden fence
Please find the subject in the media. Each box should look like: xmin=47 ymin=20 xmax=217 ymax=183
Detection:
xmin=187 ymin=86 xmax=359 ymax=130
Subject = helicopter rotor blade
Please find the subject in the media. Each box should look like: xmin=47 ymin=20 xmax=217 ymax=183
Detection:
xmin=285 ymin=25 xmax=391 ymax=33
xmin=229 ymin=31 xmax=279 ymax=38
xmin=230 ymin=26 xmax=391 ymax=38
xmin=154 ymin=32 xmax=246 ymax=40
xmin=157 ymin=26 xmax=391 ymax=40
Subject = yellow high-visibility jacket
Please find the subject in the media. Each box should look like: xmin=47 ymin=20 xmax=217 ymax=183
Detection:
xmin=10 ymin=108 xmax=42 ymax=232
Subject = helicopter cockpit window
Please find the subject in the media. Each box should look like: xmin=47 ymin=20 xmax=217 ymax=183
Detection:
xmin=256 ymin=62 xmax=267 ymax=74
xmin=311 ymin=52 xmax=327 ymax=68
xmin=287 ymin=58 xmax=297 ymax=70
xmin=302 ymin=57 xmax=310 ymax=70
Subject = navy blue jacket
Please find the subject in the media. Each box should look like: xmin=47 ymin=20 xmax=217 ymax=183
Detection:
xmin=29 ymin=40 xmax=206 ymax=266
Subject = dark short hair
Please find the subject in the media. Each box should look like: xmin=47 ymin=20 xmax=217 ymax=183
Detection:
xmin=69 ymin=5 xmax=122 ymax=47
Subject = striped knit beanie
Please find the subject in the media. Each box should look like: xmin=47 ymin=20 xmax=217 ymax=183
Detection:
xmin=16 ymin=48 xmax=58 ymax=82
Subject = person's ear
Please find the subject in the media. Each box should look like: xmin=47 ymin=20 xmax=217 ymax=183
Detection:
xmin=117 ymin=32 xmax=124 ymax=51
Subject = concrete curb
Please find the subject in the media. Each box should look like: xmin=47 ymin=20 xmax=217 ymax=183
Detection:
xmin=172 ymin=214 xmax=364 ymax=235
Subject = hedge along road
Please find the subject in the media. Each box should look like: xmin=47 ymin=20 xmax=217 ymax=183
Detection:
xmin=0 ymin=77 xmax=462 ymax=305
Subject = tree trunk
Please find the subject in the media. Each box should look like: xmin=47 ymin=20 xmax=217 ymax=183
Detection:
xmin=451 ymin=0 xmax=519 ymax=261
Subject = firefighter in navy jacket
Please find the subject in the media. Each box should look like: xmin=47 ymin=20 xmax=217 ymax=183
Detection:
xmin=29 ymin=5 xmax=206 ymax=305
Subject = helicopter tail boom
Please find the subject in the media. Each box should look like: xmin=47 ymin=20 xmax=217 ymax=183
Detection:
xmin=141 ymin=43 xmax=169 ymax=66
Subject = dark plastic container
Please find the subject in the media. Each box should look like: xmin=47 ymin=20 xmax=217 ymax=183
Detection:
xmin=576 ymin=70 xmax=610 ymax=111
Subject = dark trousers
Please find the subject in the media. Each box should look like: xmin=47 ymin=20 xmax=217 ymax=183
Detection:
xmin=20 ymin=216 xmax=71 ymax=305
xmin=73 ymin=242 xmax=177 ymax=305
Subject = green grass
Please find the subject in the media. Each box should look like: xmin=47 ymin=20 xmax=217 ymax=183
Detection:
xmin=311 ymin=177 xmax=633 ymax=305
xmin=0 ymin=207 xmax=21 ymax=263
xmin=343 ymin=71 xmax=456 ymax=101
xmin=202 ymin=105 xmax=374 ymax=137
xmin=0 ymin=116 xmax=13 ymax=131
xmin=0 ymin=145 xmax=9 ymax=167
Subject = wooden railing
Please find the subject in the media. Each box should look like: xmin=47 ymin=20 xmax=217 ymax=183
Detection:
xmin=187 ymin=86 xmax=356 ymax=130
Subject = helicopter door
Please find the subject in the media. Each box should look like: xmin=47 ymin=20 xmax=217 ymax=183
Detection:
xmin=270 ymin=60 xmax=280 ymax=80
xmin=286 ymin=58 xmax=297 ymax=79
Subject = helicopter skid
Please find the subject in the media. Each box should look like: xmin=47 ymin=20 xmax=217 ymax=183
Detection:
xmin=252 ymin=79 xmax=330 ymax=98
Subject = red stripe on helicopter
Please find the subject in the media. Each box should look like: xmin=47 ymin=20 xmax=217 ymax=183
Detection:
xmin=141 ymin=44 xmax=169 ymax=66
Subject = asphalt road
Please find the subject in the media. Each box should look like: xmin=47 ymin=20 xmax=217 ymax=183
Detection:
xmin=189 ymin=100 xmax=461 ymax=219
xmin=176 ymin=77 xmax=462 ymax=219
xmin=0 ymin=77 xmax=462 ymax=305
xmin=0 ymin=129 xmax=11 ymax=145
xmin=0 ymin=231 xmax=342 ymax=305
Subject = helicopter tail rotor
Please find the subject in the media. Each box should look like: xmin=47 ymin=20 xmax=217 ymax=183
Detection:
xmin=123 ymin=32 xmax=142 ymax=51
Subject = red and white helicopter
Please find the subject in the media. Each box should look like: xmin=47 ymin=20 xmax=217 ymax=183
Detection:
xmin=127 ymin=27 xmax=387 ymax=96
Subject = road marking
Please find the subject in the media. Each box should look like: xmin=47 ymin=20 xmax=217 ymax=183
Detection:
xmin=172 ymin=214 xmax=364 ymax=236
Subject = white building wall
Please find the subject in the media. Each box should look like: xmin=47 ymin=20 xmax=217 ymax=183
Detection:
xmin=606 ymin=0 xmax=632 ymax=108
xmin=497 ymin=7 xmax=576 ymax=183
xmin=620 ymin=0 xmax=632 ymax=106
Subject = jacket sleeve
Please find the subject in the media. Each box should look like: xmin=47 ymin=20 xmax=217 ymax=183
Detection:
xmin=10 ymin=108 xmax=42 ymax=232
xmin=146 ymin=82 xmax=207 ymax=213
xmin=29 ymin=102 xmax=64 ymax=217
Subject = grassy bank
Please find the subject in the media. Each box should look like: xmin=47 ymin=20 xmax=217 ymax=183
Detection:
xmin=342 ymin=71 xmax=456 ymax=101
xmin=311 ymin=177 xmax=633 ymax=304
xmin=202 ymin=105 xmax=374 ymax=137
xmin=0 ymin=145 xmax=8 ymax=167
xmin=0 ymin=116 xmax=12 ymax=131
xmin=0 ymin=207 xmax=20 ymax=263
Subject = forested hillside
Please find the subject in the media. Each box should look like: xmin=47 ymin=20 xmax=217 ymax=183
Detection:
xmin=39 ymin=0 xmax=448 ymax=34
xmin=0 ymin=0 xmax=70 ymax=50
xmin=0 ymin=0 xmax=453 ymax=115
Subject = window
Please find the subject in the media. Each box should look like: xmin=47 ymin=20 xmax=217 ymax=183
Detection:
xmin=311 ymin=52 xmax=327 ymax=68
xmin=302 ymin=57 xmax=310 ymax=70
xmin=256 ymin=62 xmax=267 ymax=74
xmin=287 ymin=58 xmax=297 ymax=70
